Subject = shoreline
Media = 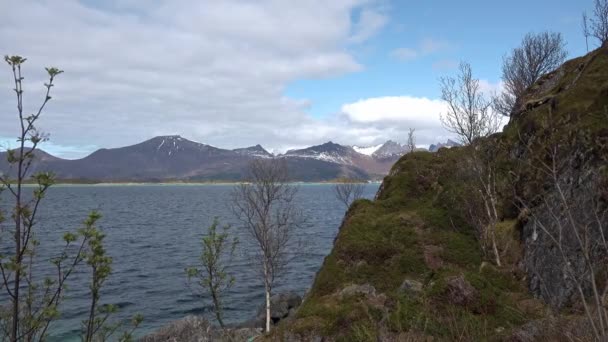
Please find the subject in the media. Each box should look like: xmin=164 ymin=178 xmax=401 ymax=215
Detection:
xmin=17 ymin=180 xmax=383 ymax=186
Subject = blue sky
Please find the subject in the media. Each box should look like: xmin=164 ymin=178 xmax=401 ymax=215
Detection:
xmin=287 ymin=0 xmax=589 ymax=119
xmin=0 ymin=0 xmax=596 ymax=158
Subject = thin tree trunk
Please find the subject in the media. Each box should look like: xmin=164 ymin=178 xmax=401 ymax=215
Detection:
xmin=11 ymin=128 xmax=26 ymax=342
xmin=482 ymin=192 xmax=502 ymax=267
xmin=491 ymin=230 xmax=501 ymax=267
xmin=263 ymin=261 xmax=271 ymax=332
xmin=211 ymin=291 xmax=224 ymax=328
xmin=85 ymin=270 xmax=98 ymax=342
xmin=265 ymin=284 xmax=271 ymax=332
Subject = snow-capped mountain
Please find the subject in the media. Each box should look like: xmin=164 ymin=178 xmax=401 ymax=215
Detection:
xmin=282 ymin=141 xmax=403 ymax=177
xmin=372 ymin=140 xmax=408 ymax=159
xmin=0 ymin=136 xmax=378 ymax=181
xmin=3 ymin=136 xmax=457 ymax=182
xmin=284 ymin=142 xmax=358 ymax=165
xmin=429 ymin=139 xmax=461 ymax=152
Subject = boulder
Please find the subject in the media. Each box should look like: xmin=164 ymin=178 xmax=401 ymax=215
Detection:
xmin=337 ymin=283 xmax=387 ymax=309
xmin=339 ymin=283 xmax=377 ymax=298
xmin=140 ymin=316 xmax=261 ymax=342
xmin=445 ymin=275 xmax=477 ymax=307
xmin=249 ymin=292 xmax=302 ymax=329
xmin=398 ymin=279 xmax=423 ymax=298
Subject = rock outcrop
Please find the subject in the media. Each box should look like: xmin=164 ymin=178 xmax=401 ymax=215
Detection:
xmin=139 ymin=316 xmax=261 ymax=342
xmin=244 ymin=292 xmax=302 ymax=329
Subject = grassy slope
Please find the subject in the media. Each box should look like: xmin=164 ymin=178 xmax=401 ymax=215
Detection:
xmin=279 ymin=150 xmax=542 ymax=341
xmin=272 ymin=46 xmax=608 ymax=341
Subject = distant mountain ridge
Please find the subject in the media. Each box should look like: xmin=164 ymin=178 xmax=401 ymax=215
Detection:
xmin=428 ymin=139 xmax=461 ymax=152
xmin=0 ymin=136 xmax=458 ymax=182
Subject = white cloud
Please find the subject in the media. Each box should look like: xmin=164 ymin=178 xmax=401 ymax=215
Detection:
xmin=390 ymin=38 xmax=451 ymax=61
xmin=349 ymin=7 xmax=389 ymax=43
xmin=340 ymin=96 xmax=453 ymax=146
xmin=342 ymin=96 xmax=445 ymax=124
xmin=478 ymin=79 xmax=504 ymax=96
xmin=0 ymin=0 xmax=390 ymax=157
xmin=390 ymin=48 xmax=419 ymax=61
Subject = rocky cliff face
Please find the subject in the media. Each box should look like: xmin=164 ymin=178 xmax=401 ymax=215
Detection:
xmin=505 ymin=46 xmax=608 ymax=309
xmin=272 ymin=46 xmax=608 ymax=341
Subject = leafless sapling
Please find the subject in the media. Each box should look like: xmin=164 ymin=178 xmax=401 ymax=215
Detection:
xmin=334 ymin=178 xmax=366 ymax=210
xmin=231 ymin=159 xmax=304 ymax=332
xmin=492 ymin=32 xmax=567 ymax=117
xmin=406 ymin=128 xmax=416 ymax=153
xmin=591 ymin=0 xmax=608 ymax=45
xmin=439 ymin=62 xmax=498 ymax=145
xmin=583 ymin=11 xmax=591 ymax=52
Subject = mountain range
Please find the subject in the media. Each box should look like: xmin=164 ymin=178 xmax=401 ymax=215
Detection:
xmin=0 ymin=136 xmax=459 ymax=182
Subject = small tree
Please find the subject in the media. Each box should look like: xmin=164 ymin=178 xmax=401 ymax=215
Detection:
xmin=493 ymin=32 xmax=567 ymax=117
xmin=231 ymin=159 xmax=303 ymax=332
xmin=0 ymin=56 xmax=97 ymax=341
xmin=459 ymin=149 xmax=503 ymax=267
xmin=0 ymin=56 xmax=139 ymax=341
xmin=334 ymin=178 xmax=365 ymax=210
xmin=439 ymin=62 xmax=498 ymax=145
xmin=186 ymin=218 xmax=238 ymax=328
xmin=81 ymin=211 xmax=142 ymax=342
xmin=591 ymin=0 xmax=608 ymax=45
xmin=406 ymin=128 xmax=416 ymax=153
xmin=583 ymin=11 xmax=591 ymax=52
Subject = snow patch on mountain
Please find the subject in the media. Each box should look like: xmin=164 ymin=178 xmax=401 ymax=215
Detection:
xmin=232 ymin=144 xmax=273 ymax=158
xmin=353 ymin=144 xmax=383 ymax=156
xmin=284 ymin=151 xmax=353 ymax=165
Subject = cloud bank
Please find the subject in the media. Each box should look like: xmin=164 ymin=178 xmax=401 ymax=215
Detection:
xmin=0 ymin=0 xmax=457 ymax=158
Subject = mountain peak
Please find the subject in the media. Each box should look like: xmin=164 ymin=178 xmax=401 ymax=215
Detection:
xmin=233 ymin=144 xmax=272 ymax=157
xmin=372 ymin=140 xmax=406 ymax=159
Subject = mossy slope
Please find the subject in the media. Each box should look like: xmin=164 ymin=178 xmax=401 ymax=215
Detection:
xmin=274 ymin=46 xmax=608 ymax=341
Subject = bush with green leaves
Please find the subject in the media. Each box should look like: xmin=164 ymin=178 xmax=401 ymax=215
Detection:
xmin=0 ymin=56 xmax=141 ymax=341
xmin=186 ymin=218 xmax=238 ymax=328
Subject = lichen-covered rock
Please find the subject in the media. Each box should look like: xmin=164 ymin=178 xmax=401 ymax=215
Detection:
xmin=446 ymin=275 xmax=477 ymax=307
xmin=339 ymin=283 xmax=377 ymax=298
xmin=398 ymin=279 xmax=423 ymax=297
xmin=139 ymin=316 xmax=261 ymax=342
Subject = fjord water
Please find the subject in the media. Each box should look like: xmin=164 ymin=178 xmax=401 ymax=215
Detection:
xmin=1 ymin=183 xmax=379 ymax=340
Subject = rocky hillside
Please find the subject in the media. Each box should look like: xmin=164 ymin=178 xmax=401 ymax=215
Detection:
xmin=271 ymin=46 xmax=608 ymax=340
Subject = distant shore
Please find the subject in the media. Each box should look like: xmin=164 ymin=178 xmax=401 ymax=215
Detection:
xmin=16 ymin=180 xmax=383 ymax=186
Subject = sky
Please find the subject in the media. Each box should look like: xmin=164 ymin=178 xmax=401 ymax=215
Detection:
xmin=0 ymin=0 xmax=595 ymax=158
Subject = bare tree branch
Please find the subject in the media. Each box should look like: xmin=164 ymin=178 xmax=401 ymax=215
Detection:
xmin=440 ymin=62 xmax=498 ymax=145
xmin=591 ymin=0 xmax=608 ymax=45
xmin=493 ymin=32 xmax=567 ymax=117
xmin=230 ymin=158 xmax=304 ymax=332
xmin=334 ymin=178 xmax=366 ymax=210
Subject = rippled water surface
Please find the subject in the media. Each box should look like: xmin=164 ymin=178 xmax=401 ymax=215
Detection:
xmin=0 ymin=183 xmax=379 ymax=340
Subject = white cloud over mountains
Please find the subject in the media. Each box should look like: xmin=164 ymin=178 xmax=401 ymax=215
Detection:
xmin=390 ymin=38 xmax=451 ymax=62
xmin=0 ymin=0 xmax=457 ymax=158
xmin=340 ymin=96 xmax=451 ymax=147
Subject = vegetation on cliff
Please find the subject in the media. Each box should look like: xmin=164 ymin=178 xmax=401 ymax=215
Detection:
xmin=271 ymin=44 xmax=608 ymax=341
